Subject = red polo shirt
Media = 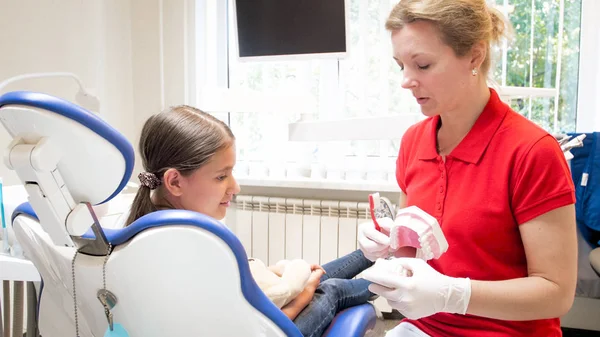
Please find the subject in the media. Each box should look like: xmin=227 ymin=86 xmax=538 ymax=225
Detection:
xmin=396 ymin=88 xmax=575 ymax=337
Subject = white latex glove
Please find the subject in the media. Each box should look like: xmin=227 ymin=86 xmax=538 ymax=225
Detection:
xmin=362 ymin=258 xmax=471 ymax=320
xmin=357 ymin=217 xmax=394 ymax=261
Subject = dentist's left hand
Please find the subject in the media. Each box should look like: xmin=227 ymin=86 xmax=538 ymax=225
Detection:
xmin=357 ymin=218 xmax=394 ymax=261
xmin=363 ymin=258 xmax=472 ymax=320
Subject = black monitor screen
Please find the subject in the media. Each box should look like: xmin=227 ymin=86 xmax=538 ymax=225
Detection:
xmin=234 ymin=0 xmax=347 ymax=58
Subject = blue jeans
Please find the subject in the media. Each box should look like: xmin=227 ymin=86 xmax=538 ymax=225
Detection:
xmin=293 ymin=250 xmax=375 ymax=337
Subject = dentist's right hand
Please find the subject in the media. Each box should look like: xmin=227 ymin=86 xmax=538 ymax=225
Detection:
xmin=363 ymin=258 xmax=471 ymax=320
xmin=358 ymin=217 xmax=394 ymax=261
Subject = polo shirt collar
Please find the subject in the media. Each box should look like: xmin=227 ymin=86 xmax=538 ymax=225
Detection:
xmin=417 ymin=88 xmax=508 ymax=164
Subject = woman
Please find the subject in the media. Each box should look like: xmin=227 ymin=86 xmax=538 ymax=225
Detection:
xmin=358 ymin=1 xmax=577 ymax=336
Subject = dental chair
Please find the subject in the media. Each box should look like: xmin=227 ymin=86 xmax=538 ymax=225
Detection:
xmin=0 ymin=91 xmax=376 ymax=337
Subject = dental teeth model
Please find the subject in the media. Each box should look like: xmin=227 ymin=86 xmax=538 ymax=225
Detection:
xmin=368 ymin=193 xmax=449 ymax=261
xmin=391 ymin=206 xmax=449 ymax=260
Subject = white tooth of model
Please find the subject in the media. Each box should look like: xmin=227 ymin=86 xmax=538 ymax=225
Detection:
xmin=390 ymin=206 xmax=449 ymax=260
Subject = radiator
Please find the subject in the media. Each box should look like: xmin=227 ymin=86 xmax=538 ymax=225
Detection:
xmin=225 ymin=196 xmax=373 ymax=266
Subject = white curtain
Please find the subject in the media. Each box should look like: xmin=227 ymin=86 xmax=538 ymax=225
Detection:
xmin=577 ymin=0 xmax=600 ymax=132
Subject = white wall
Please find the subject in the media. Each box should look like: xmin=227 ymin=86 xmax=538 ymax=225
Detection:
xmin=130 ymin=0 xmax=195 ymax=173
xmin=129 ymin=0 xmax=163 ymax=175
xmin=0 ymin=0 xmax=193 ymax=185
xmin=0 ymin=0 xmax=135 ymax=185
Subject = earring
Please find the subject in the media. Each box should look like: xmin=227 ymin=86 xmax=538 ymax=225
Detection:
xmin=472 ymin=68 xmax=478 ymax=76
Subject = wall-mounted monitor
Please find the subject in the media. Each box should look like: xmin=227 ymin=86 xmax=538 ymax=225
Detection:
xmin=232 ymin=0 xmax=348 ymax=61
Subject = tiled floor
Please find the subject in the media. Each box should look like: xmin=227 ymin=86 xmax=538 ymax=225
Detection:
xmin=365 ymin=318 xmax=400 ymax=336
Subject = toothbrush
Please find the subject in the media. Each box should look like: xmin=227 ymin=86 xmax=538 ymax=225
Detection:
xmin=369 ymin=193 xmax=381 ymax=231
xmin=0 ymin=178 xmax=8 ymax=253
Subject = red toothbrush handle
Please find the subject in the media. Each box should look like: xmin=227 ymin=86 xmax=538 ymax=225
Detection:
xmin=369 ymin=194 xmax=381 ymax=231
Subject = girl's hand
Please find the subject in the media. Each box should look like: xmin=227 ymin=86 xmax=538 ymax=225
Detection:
xmin=306 ymin=269 xmax=326 ymax=290
xmin=310 ymin=264 xmax=326 ymax=274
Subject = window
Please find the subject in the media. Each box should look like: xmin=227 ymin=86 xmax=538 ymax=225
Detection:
xmin=490 ymin=0 xmax=582 ymax=132
xmin=198 ymin=0 xmax=583 ymax=187
xmin=226 ymin=0 xmax=419 ymax=184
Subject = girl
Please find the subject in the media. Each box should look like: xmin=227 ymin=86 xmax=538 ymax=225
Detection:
xmin=125 ymin=105 xmax=377 ymax=337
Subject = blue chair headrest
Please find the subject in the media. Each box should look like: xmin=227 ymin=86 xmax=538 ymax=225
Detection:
xmin=0 ymin=91 xmax=134 ymax=204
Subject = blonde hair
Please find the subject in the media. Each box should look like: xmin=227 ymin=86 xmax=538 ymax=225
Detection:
xmin=386 ymin=0 xmax=510 ymax=77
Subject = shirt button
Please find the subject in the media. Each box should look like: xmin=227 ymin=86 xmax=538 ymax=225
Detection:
xmin=441 ymin=173 xmax=445 ymax=179
xmin=437 ymin=203 xmax=442 ymax=210
xmin=439 ymin=186 xmax=444 ymax=193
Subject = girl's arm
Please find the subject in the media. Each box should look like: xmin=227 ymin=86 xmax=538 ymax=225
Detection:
xmin=280 ymin=270 xmax=324 ymax=320
xmin=281 ymin=285 xmax=316 ymax=320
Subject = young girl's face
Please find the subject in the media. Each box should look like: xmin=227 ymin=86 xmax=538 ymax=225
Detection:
xmin=176 ymin=144 xmax=240 ymax=220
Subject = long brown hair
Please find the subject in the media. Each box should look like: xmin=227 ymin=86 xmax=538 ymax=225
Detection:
xmin=125 ymin=105 xmax=234 ymax=226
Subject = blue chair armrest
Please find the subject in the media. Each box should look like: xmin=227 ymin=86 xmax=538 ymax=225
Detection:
xmin=322 ymin=303 xmax=377 ymax=337
xmin=11 ymin=202 xmax=39 ymax=223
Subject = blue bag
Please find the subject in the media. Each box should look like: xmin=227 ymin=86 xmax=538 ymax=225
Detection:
xmin=568 ymin=132 xmax=600 ymax=247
